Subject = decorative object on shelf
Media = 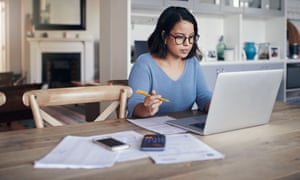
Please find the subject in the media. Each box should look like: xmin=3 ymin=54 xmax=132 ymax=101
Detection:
xmin=41 ymin=32 xmax=48 ymax=38
xmin=289 ymin=43 xmax=299 ymax=59
xmin=26 ymin=14 xmax=34 ymax=37
xmin=269 ymin=46 xmax=280 ymax=60
xmin=63 ymin=32 xmax=72 ymax=39
xmin=258 ymin=42 xmax=270 ymax=60
xmin=224 ymin=48 xmax=235 ymax=61
xmin=216 ymin=35 xmax=226 ymax=61
xmin=244 ymin=42 xmax=256 ymax=60
xmin=287 ymin=20 xmax=300 ymax=58
xmin=206 ymin=50 xmax=217 ymax=61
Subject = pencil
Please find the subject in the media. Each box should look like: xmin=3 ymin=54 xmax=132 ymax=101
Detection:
xmin=136 ymin=89 xmax=170 ymax=102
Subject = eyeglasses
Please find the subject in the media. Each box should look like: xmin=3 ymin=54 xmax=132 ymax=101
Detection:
xmin=169 ymin=33 xmax=199 ymax=45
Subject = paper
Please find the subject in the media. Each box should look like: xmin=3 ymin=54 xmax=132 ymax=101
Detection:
xmin=127 ymin=116 xmax=187 ymax=135
xmin=34 ymin=130 xmax=224 ymax=169
xmin=34 ymin=136 xmax=118 ymax=169
xmin=147 ymin=133 xmax=224 ymax=164
xmin=34 ymin=131 xmax=148 ymax=169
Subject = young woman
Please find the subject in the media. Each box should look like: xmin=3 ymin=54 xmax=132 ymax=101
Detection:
xmin=128 ymin=6 xmax=211 ymax=118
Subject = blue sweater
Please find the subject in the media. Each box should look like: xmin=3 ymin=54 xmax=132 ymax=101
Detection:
xmin=127 ymin=53 xmax=212 ymax=117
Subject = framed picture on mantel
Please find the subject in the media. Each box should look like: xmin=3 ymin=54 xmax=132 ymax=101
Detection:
xmin=269 ymin=46 xmax=280 ymax=60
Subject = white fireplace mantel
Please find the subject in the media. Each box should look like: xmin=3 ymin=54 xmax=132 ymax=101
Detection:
xmin=27 ymin=37 xmax=94 ymax=84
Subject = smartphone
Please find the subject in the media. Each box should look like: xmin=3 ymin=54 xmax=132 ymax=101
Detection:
xmin=93 ymin=137 xmax=130 ymax=151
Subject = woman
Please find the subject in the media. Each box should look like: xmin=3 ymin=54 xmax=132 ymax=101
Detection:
xmin=128 ymin=6 xmax=211 ymax=118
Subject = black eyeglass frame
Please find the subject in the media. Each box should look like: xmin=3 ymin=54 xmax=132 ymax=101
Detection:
xmin=169 ymin=33 xmax=200 ymax=45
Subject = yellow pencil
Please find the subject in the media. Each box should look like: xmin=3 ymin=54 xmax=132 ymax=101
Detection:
xmin=136 ymin=89 xmax=170 ymax=102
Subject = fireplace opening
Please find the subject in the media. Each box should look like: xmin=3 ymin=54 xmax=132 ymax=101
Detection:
xmin=42 ymin=53 xmax=80 ymax=88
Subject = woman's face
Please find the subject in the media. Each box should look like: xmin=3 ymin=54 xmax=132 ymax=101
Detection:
xmin=166 ymin=20 xmax=195 ymax=59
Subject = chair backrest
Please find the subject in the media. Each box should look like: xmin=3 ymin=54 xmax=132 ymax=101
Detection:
xmin=22 ymin=85 xmax=133 ymax=128
xmin=0 ymin=92 xmax=6 ymax=106
xmin=107 ymin=79 xmax=128 ymax=86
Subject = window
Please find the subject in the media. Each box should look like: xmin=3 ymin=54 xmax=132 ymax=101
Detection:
xmin=0 ymin=0 xmax=7 ymax=72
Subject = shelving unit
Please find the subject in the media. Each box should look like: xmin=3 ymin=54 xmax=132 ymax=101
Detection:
xmin=130 ymin=0 xmax=300 ymax=102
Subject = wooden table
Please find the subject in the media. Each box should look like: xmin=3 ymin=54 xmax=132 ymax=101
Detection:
xmin=0 ymin=102 xmax=299 ymax=179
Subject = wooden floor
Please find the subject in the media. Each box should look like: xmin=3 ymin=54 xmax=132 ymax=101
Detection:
xmin=0 ymin=104 xmax=86 ymax=131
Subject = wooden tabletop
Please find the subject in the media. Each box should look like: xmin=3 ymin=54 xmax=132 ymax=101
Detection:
xmin=0 ymin=102 xmax=299 ymax=179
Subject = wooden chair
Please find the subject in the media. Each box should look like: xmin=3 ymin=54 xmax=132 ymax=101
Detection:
xmin=0 ymin=92 xmax=6 ymax=106
xmin=107 ymin=79 xmax=128 ymax=86
xmin=22 ymin=85 xmax=133 ymax=128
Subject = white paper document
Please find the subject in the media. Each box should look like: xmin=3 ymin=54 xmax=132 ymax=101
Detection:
xmin=148 ymin=133 xmax=224 ymax=164
xmin=34 ymin=130 xmax=224 ymax=169
xmin=34 ymin=131 xmax=147 ymax=169
xmin=34 ymin=136 xmax=118 ymax=169
xmin=127 ymin=116 xmax=187 ymax=135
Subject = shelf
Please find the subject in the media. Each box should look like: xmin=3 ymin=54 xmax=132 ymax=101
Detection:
xmin=286 ymin=88 xmax=300 ymax=93
xmin=286 ymin=96 xmax=300 ymax=103
xmin=286 ymin=59 xmax=300 ymax=64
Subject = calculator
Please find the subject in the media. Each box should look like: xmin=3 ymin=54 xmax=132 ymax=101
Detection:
xmin=140 ymin=134 xmax=166 ymax=151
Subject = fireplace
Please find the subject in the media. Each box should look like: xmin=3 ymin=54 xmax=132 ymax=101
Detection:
xmin=27 ymin=38 xmax=94 ymax=84
xmin=42 ymin=53 xmax=81 ymax=88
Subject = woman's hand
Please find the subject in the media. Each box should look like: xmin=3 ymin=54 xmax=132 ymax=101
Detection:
xmin=143 ymin=90 xmax=162 ymax=116
xmin=133 ymin=90 xmax=163 ymax=117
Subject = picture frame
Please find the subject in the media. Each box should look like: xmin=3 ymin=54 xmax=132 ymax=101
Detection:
xmin=269 ymin=46 xmax=280 ymax=60
xmin=206 ymin=50 xmax=217 ymax=61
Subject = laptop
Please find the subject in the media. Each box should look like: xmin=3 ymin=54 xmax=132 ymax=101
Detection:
xmin=166 ymin=69 xmax=283 ymax=135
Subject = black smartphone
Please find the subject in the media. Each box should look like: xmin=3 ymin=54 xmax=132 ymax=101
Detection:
xmin=93 ymin=137 xmax=130 ymax=151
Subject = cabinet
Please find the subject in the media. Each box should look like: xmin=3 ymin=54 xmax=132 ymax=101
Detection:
xmin=222 ymin=0 xmax=284 ymax=16
xmin=285 ymin=60 xmax=300 ymax=103
xmin=193 ymin=0 xmax=221 ymax=13
xmin=165 ymin=0 xmax=194 ymax=9
xmin=132 ymin=0 xmax=285 ymax=16
xmin=131 ymin=0 xmax=164 ymax=10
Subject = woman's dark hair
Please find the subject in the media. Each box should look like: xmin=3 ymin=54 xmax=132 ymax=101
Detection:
xmin=148 ymin=6 xmax=199 ymax=59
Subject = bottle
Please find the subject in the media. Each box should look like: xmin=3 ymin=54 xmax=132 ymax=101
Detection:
xmin=217 ymin=36 xmax=226 ymax=61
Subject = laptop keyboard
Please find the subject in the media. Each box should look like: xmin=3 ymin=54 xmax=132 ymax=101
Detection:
xmin=190 ymin=122 xmax=205 ymax=129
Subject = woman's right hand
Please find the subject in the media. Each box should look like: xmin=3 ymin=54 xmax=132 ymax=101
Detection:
xmin=133 ymin=90 xmax=163 ymax=117
xmin=143 ymin=90 xmax=162 ymax=116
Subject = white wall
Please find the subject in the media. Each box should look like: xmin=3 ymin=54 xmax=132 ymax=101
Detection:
xmin=99 ymin=0 xmax=130 ymax=82
xmin=8 ymin=0 xmax=22 ymax=74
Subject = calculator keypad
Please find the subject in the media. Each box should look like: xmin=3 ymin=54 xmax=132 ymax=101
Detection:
xmin=140 ymin=134 xmax=166 ymax=151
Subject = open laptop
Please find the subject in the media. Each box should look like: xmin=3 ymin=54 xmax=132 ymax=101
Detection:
xmin=166 ymin=69 xmax=283 ymax=135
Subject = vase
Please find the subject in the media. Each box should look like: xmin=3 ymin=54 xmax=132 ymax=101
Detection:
xmin=216 ymin=36 xmax=226 ymax=61
xmin=244 ymin=42 xmax=256 ymax=60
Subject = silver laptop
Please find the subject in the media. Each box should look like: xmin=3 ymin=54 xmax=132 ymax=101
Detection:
xmin=166 ymin=69 xmax=283 ymax=135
